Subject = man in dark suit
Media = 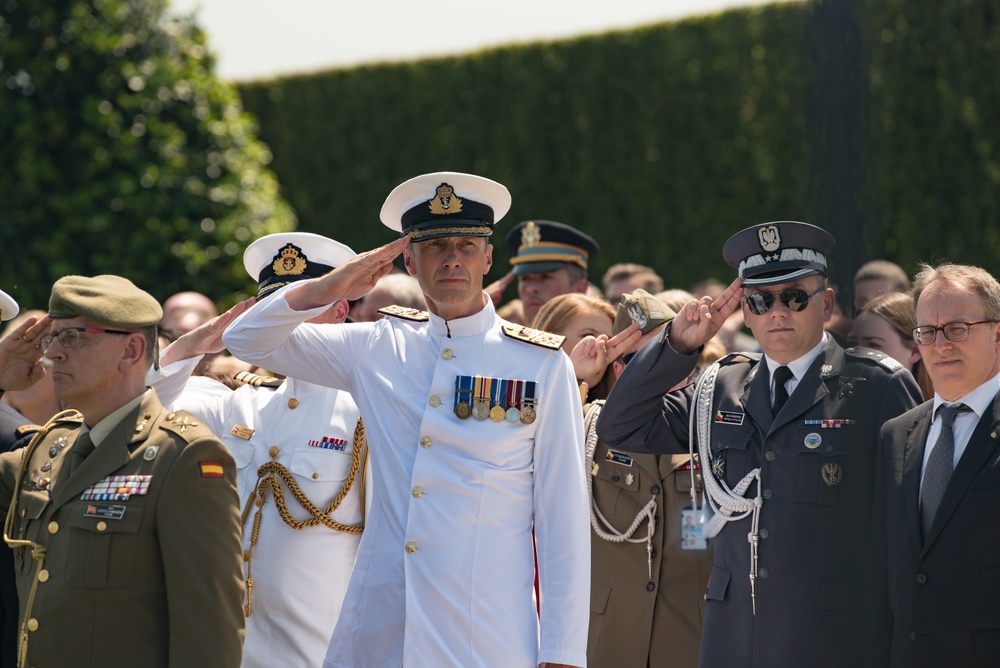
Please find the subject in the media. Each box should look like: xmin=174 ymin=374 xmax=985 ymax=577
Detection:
xmin=868 ymin=262 xmax=1000 ymax=667
xmin=0 ymin=275 xmax=244 ymax=667
xmin=597 ymin=221 xmax=922 ymax=667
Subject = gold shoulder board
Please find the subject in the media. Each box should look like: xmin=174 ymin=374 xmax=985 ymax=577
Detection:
xmin=16 ymin=424 xmax=42 ymax=437
xmin=378 ymin=305 xmax=430 ymax=322
xmin=502 ymin=324 xmax=565 ymax=350
xmin=234 ymin=371 xmax=284 ymax=389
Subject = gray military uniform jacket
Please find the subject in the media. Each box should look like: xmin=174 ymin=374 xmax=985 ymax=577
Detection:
xmin=597 ymin=330 xmax=922 ymax=668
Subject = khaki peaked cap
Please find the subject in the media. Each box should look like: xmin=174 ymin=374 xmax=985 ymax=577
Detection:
xmin=49 ymin=275 xmax=162 ymax=328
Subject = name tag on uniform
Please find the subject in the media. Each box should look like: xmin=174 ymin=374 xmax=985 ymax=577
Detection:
xmin=84 ymin=504 xmax=127 ymax=520
xmin=230 ymin=424 xmax=254 ymax=440
xmin=714 ymin=410 xmax=745 ymax=425
xmin=606 ymin=449 xmax=634 ymax=467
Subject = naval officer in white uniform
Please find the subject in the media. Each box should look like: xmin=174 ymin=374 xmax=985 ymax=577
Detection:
xmin=151 ymin=233 xmax=369 ymax=668
xmin=224 ymin=172 xmax=589 ymax=668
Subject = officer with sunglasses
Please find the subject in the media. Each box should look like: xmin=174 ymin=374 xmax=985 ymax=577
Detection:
xmin=597 ymin=221 xmax=923 ymax=668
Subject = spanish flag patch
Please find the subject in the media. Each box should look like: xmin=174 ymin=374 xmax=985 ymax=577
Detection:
xmin=200 ymin=461 xmax=224 ymax=478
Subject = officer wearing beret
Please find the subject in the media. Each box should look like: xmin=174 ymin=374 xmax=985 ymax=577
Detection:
xmin=582 ymin=291 xmax=713 ymax=668
xmin=224 ymin=172 xmax=590 ymax=668
xmin=597 ymin=222 xmax=923 ymax=667
xmin=151 ymin=233 xmax=369 ymax=668
xmin=0 ymin=275 xmax=244 ymax=667
xmin=505 ymin=220 xmax=599 ymax=325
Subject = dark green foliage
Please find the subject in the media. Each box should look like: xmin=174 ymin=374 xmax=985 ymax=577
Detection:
xmin=0 ymin=0 xmax=295 ymax=310
xmin=238 ymin=0 xmax=1000 ymax=304
xmin=239 ymin=4 xmax=818 ymax=299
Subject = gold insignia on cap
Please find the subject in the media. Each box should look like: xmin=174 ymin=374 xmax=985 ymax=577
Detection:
xmin=272 ymin=244 xmax=308 ymax=277
xmin=521 ymin=221 xmax=541 ymax=248
xmin=757 ymin=225 xmax=781 ymax=252
xmin=502 ymin=324 xmax=565 ymax=350
xmin=427 ymin=183 xmax=464 ymax=216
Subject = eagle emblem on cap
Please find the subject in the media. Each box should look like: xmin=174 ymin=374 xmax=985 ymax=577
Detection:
xmin=428 ymin=183 xmax=464 ymax=215
xmin=272 ymin=244 xmax=308 ymax=276
xmin=521 ymin=220 xmax=541 ymax=248
xmin=757 ymin=225 xmax=781 ymax=252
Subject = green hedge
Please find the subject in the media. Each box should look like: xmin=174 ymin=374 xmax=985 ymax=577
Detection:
xmin=238 ymin=0 xmax=1000 ymax=304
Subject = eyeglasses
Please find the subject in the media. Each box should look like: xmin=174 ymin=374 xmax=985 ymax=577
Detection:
xmin=40 ymin=327 xmax=131 ymax=353
xmin=911 ymin=319 xmax=997 ymax=346
xmin=744 ymin=287 xmax=825 ymax=316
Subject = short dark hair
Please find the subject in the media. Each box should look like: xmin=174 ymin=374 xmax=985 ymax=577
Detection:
xmin=853 ymin=260 xmax=910 ymax=292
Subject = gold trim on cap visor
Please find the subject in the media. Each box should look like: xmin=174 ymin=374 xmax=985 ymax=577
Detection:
xmin=407 ymin=225 xmax=493 ymax=240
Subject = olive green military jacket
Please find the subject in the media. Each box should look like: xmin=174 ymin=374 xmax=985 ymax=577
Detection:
xmin=0 ymin=390 xmax=244 ymax=668
xmin=586 ymin=402 xmax=713 ymax=668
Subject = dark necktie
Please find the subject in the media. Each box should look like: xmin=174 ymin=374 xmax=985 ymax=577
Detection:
xmin=64 ymin=432 xmax=95 ymax=477
xmin=921 ymin=402 xmax=967 ymax=538
xmin=772 ymin=365 xmax=794 ymax=416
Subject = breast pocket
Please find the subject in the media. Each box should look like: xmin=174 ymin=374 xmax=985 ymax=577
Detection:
xmin=794 ymin=428 xmax=849 ymax=505
xmin=288 ymin=448 xmax=352 ymax=484
xmin=221 ymin=435 xmax=255 ymax=491
xmin=16 ymin=492 xmax=50 ymax=575
xmin=710 ymin=424 xmax=754 ymax=483
xmin=593 ymin=451 xmax=642 ymax=530
xmin=66 ymin=503 xmax=145 ymax=588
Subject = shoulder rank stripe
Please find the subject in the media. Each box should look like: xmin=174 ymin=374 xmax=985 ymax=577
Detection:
xmin=200 ymin=461 xmax=225 ymax=477
xmin=234 ymin=371 xmax=284 ymax=389
xmin=16 ymin=424 xmax=41 ymax=437
xmin=378 ymin=305 xmax=430 ymax=322
xmin=501 ymin=324 xmax=564 ymax=350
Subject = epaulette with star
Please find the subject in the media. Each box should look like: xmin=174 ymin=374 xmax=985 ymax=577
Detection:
xmin=234 ymin=371 xmax=285 ymax=389
xmin=844 ymin=347 xmax=903 ymax=371
xmin=161 ymin=411 xmax=212 ymax=440
xmin=501 ymin=324 xmax=565 ymax=350
xmin=378 ymin=305 xmax=430 ymax=322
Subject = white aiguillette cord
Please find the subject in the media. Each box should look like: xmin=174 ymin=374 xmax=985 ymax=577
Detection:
xmin=584 ymin=401 xmax=658 ymax=579
xmin=689 ymin=362 xmax=763 ymax=613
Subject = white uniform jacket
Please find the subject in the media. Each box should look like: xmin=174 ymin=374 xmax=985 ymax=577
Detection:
xmin=151 ymin=358 xmax=367 ymax=668
xmin=223 ymin=288 xmax=590 ymax=668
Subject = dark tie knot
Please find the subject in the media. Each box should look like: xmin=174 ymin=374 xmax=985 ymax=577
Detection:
xmin=936 ymin=402 xmax=968 ymax=428
xmin=773 ymin=365 xmax=794 ymax=386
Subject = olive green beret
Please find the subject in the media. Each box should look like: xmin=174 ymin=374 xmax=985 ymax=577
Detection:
xmin=49 ymin=275 xmax=163 ymax=328
xmin=613 ymin=289 xmax=675 ymax=336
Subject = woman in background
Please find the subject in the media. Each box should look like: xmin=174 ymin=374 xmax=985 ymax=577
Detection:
xmin=850 ymin=291 xmax=933 ymax=400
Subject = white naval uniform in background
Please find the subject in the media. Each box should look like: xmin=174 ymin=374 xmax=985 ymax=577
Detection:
xmin=223 ymin=287 xmax=590 ymax=668
xmin=151 ymin=356 xmax=368 ymax=668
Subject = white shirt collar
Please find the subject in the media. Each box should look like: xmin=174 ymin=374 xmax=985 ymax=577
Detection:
xmin=931 ymin=371 xmax=1000 ymax=422
xmin=427 ymin=294 xmax=495 ymax=338
xmin=763 ymin=333 xmax=828 ymax=382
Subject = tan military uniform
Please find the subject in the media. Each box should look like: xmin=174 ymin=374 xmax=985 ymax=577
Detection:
xmin=586 ymin=402 xmax=713 ymax=668
xmin=0 ymin=390 xmax=244 ymax=668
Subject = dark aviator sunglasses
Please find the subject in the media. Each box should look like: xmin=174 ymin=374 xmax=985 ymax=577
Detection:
xmin=743 ymin=286 xmax=825 ymax=316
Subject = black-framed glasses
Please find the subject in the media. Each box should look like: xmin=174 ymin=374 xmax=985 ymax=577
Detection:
xmin=40 ymin=327 xmax=131 ymax=353
xmin=744 ymin=286 xmax=825 ymax=316
xmin=911 ymin=319 xmax=998 ymax=346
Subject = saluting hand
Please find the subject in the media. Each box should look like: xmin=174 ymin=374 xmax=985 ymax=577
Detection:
xmin=0 ymin=314 xmax=52 ymax=391
xmin=161 ymin=298 xmax=256 ymax=365
xmin=667 ymin=277 xmax=743 ymax=355
xmin=286 ymin=236 xmax=411 ymax=310
xmin=569 ymin=323 xmax=641 ymax=387
xmin=484 ymin=270 xmax=516 ymax=306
